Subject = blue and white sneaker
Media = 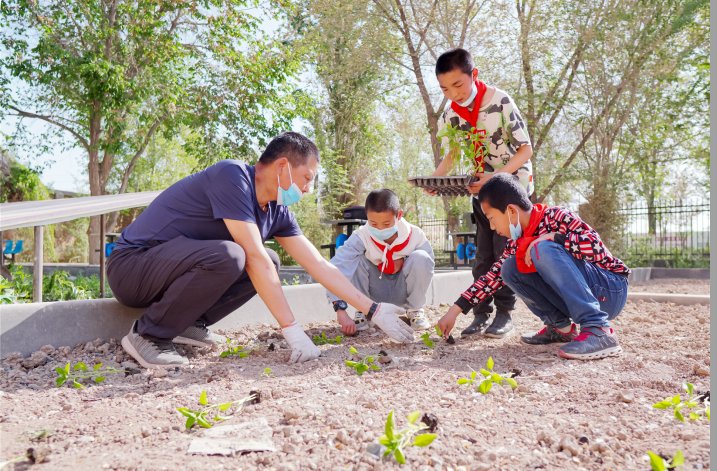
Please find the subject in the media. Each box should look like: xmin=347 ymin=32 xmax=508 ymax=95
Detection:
xmin=558 ymin=326 xmax=622 ymax=360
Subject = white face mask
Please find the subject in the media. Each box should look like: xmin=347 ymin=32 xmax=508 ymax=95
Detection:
xmin=457 ymin=81 xmax=478 ymax=107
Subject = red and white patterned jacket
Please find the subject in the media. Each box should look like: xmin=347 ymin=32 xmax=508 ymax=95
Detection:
xmin=455 ymin=206 xmax=630 ymax=312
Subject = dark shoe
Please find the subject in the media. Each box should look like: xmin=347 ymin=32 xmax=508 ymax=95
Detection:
xmin=484 ymin=311 xmax=514 ymax=338
xmin=461 ymin=311 xmax=490 ymax=336
xmin=558 ymin=326 xmax=622 ymax=360
xmin=521 ymin=323 xmax=578 ymax=345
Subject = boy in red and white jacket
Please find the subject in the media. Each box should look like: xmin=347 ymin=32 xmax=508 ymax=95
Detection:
xmin=437 ymin=174 xmax=630 ymax=360
xmin=327 ymin=189 xmax=435 ymax=335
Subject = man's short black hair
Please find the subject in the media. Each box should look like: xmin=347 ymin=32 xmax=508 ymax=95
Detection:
xmin=365 ymin=189 xmax=401 ymax=215
xmin=478 ymin=173 xmax=532 ymax=212
xmin=435 ymin=48 xmax=474 ymax=76
xmin=258 ymin=132 xmax=320 ymax=166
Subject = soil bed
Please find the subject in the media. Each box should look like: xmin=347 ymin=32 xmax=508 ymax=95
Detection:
xmin=0 ymin=280 xmax=710 ymax=470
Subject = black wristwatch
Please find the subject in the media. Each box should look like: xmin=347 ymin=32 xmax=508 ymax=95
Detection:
xmin=332 ymin=300 xmax=348 ymax=312
xmin=367 ymin=302 xmax=379 ymax=321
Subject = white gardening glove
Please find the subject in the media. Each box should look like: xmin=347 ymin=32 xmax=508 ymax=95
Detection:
xmin=281 ymin=323 xmax=321 ymax=363
xmin=370 ymin=303 xmax=414 ymax=343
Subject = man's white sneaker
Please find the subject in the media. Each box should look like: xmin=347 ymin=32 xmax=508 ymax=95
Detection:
xmin=406 ymin=309 xmax=431 ymax=330
xmin=173 ymin=322 xmax=227 ymax=348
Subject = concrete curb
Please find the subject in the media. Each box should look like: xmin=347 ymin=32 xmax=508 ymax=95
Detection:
xmin=0 ymin=271 xmax=475 ymax=357
xmin=627 ymin=292 xmax=710 ymax=305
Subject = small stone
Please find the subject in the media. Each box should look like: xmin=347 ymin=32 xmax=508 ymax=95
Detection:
xmin=537 ymin=430 xmax=555 ymax=446
xmin=283 ymin=408 xmax=301 ymax=421
xmin=559 ymin=436 xmax=580 ymax=456
xmin=366 ymin=443 xmax=384 ymax=459
xmin=140 ymin=427 xmax=151 ymax=438
xmin=616 ymin=391 xmax=634 ymax=403
xmin=693 ymin=365 xmax=710 ymax=377
xmin=21 ymin=351 xmax=49 ymax=369
xmin=589 ymin=439 xmax=609 ymax=453
xmin=616 ymin=432 xmax=628 ymax=441
xmin=578 ymin=436 xmax=589 ymax=445
xmin=335 ymin=430 xmax=349 ymax=445
xmin=39 ymin=345 xmax=55 ymax=354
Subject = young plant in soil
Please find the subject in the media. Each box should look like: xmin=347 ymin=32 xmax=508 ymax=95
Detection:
xmin=176 ymin=390 xmax=258 ymax=430
xmin=652 ymin=383 xmax=710 ymax=423
xmin=457 ymin=356 xmax=518 ymax=394
xmin=261 ymin=367 xmax=273 ymax=378
xmin=312 ymin=331 xmax=343 ymax=346
xmin=377 ymin=410 xmax=437 ymax=464
xmin=55 ymin=361 xmax=124 ymax=388
xmin=647 ymin=450 xmax=684 ymax=471
xmin=420 ymin=332 xmax=435 ymax=348
xmin=219 ymin=339 xmax=251 ymax=358
xmin=344 ymin=346 xmax=381 ymax=376
xmin=437 ymin=122 xmax=486 ymax=175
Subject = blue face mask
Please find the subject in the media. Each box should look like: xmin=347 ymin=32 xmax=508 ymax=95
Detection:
xmin=277 ymin=164 xmax=303 ymax=207
xmin=508 ymin=208 xmax=523 ymax=240
xmin=367 ymin=224 xmax=398 ymax=241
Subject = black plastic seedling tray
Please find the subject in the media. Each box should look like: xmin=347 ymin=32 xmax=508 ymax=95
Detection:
xmin=408 ymin=175 xmax=476 ymax=197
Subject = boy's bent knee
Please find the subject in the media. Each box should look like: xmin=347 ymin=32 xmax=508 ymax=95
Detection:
xmin=409 ymin=251 xmax=434 ymax=269
xmin=530 ymin=240 xmax=567 ymax=266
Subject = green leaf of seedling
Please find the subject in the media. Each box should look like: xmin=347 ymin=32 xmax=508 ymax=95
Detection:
xmin=219 ymin=351 xmax=229 ymax=358
xmin=370 ymin=364 xmax=381 ymax=371
xmin=199 ymin=390 xmax=208 ymax=406
xmin=365 ymin=356 xmax=375 ymax=363
xmin=672 ymin=450 xmax=684 ymax=467
xmin=653 ymin=401 xmax=672 ymax=410
xmin=407 ymin=411 xmax=421 ymax=424
xmin=74 ymin=362 xmax=87 ymax=371
xmin=378 ymin=435 xmax=391 ymax=446
xmin=674 ymin=408 xmax=685 ymax=422
xmin=349 ymin=346 xmax=359 ymax=356
xmin=93 ymin=363 xmax=103 ymax=371
xmin=435 ymin=326 xmax=443 ymax=337
xmin=344 ymin=360 xmax=358 ymax=368
xmin=176 ymin=407 xmax=193 ymax=418
xmin=486 ymin=356 xmax=494 ymax=370
xmin=478 ymin=380 xmax=492 ymax=395
xmin=705 ymin=406 xmax=710 ymax=420
xmin=55 ymin=366 xmax=66 ymax=377
xmin=491 ymin=372 xmax=502 ymax=383
xmin=197 ymin=415 xmax=212 ymax=428
xmin=94 ymin=376 xmax=105 ymax=383
xmin=684 ymin=383 xmax=694 ymax=396
xmin=64 ymin=363 xmax=71 ymax=374
xmin=393 ymin=448 xmax=406 ymax=464
xmin=671 ymin=395 xmax=682 ymax=405
xmin=413 ymin=433 xmax=437 ymax=447
xmin=470 ymin=370 xmax=477 ymax=380
xmin=72 ymin=380 xmax=84 ymax=389
xmin=504 ymin=377 xmax=518 ymax=389
xmin=384 ymin=410 xmax=395 ymax=440
xmin=356 ymin=364 xmax=368 ymax=376
xmin=689 ymin=412 xmax=700 ymax=421
xmin=218 ymin=402 xmax=233 ymax=412
xmin=55 ymin=377 xmax=66 ymax=387
xmin=239 ymin=352 xmax=249 ymax=358
xmin=185 ymin=417 xmax=196 ymax=429
xmin=457 ymin=378 xmax=470 ymax=385
xmin=647 ymin=451 xmax=667 ymax=471
xmin=479 ymin=368 xmax=491 ymax=377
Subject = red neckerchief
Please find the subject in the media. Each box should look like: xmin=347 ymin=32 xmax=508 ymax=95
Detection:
xmin=371 ymin=228 xmax=412 ymax=275
xmin=450 ymin=80 xmax=487 ymax=172
xmin=515 ymin=204 xmax=548 ymax=274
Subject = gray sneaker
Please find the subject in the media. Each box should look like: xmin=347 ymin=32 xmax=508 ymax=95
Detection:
xmin=121 ymin=321 xmax=189 ymax=369
xmin=558 ymin=326 xmax=622 ymax=360
xmin=174 ymin=322 xmax=227 ymax=348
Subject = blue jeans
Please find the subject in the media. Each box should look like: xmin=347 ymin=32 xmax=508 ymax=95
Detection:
xmin=501 ymin=241 xmax=628 ymax=328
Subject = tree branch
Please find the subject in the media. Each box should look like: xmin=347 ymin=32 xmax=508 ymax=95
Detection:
xmin=9 ymin=106 xmax=89 ymax=151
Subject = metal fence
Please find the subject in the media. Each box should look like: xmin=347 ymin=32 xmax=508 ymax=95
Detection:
xmin=617 ymin=199 xmax=710 ymax=267
xmin=418 ymin=199 xmax=711 ymax=268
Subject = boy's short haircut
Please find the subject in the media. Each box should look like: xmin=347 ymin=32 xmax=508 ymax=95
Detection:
xmin=435 ymin=48 xmax=474 ymax=76
xmin=259 ymin=131 xmax=320 ymax=166
xmin=365 ymin=189 xmax=401 ymax=215
xmin=478 ymin=173 xmax=532 ymax=212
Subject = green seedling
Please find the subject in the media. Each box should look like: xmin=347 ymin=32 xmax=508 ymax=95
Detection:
xmin=219 ymin=339 xmax=251 ymax=358
xmin=652 ymin=383 xmax=710 ymax=423
xmin=420 ymin=332 xmax=435 ymax=348
xmin=344 ymin=346 xmax=381 ymax=376
xmin=457 ymin=356 xmax=518 ymax=394
xmin=54 ymin=361 xmax=124 ymax=388
xmin=377 ymin=410 xmax=437 ymax=464
xmin=312 ymin=331 xmax=343 ymax=346
xmin=437 ymin=122 xmax=489 ymax=175
xmin=262 ymin=367 xmax=273 ymax=378
xmin=176 ymin=390 xmax=257 ymax=430
xmin=647 ymin=450 xmax=684 ymax=471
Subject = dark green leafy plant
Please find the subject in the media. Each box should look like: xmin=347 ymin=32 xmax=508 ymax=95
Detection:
xmin=647 ymin=450 xmax=684 ymax=471
xmin=377 ymin=410 xmax=437 ymax=464
xmin=344 ymin=346 xmax=380 ymax=376
xmin=312 ymin=331 xmax=343 ymax=346
xmin=55 ymin=362 xmax=124 ymax=388
xmin=652 ymin=383 xmax=710 ymax=422
xmin=177 ymin=390 xmax=257 ymax=430
xmin=457 ymin=357 xmax=518 ymax=394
